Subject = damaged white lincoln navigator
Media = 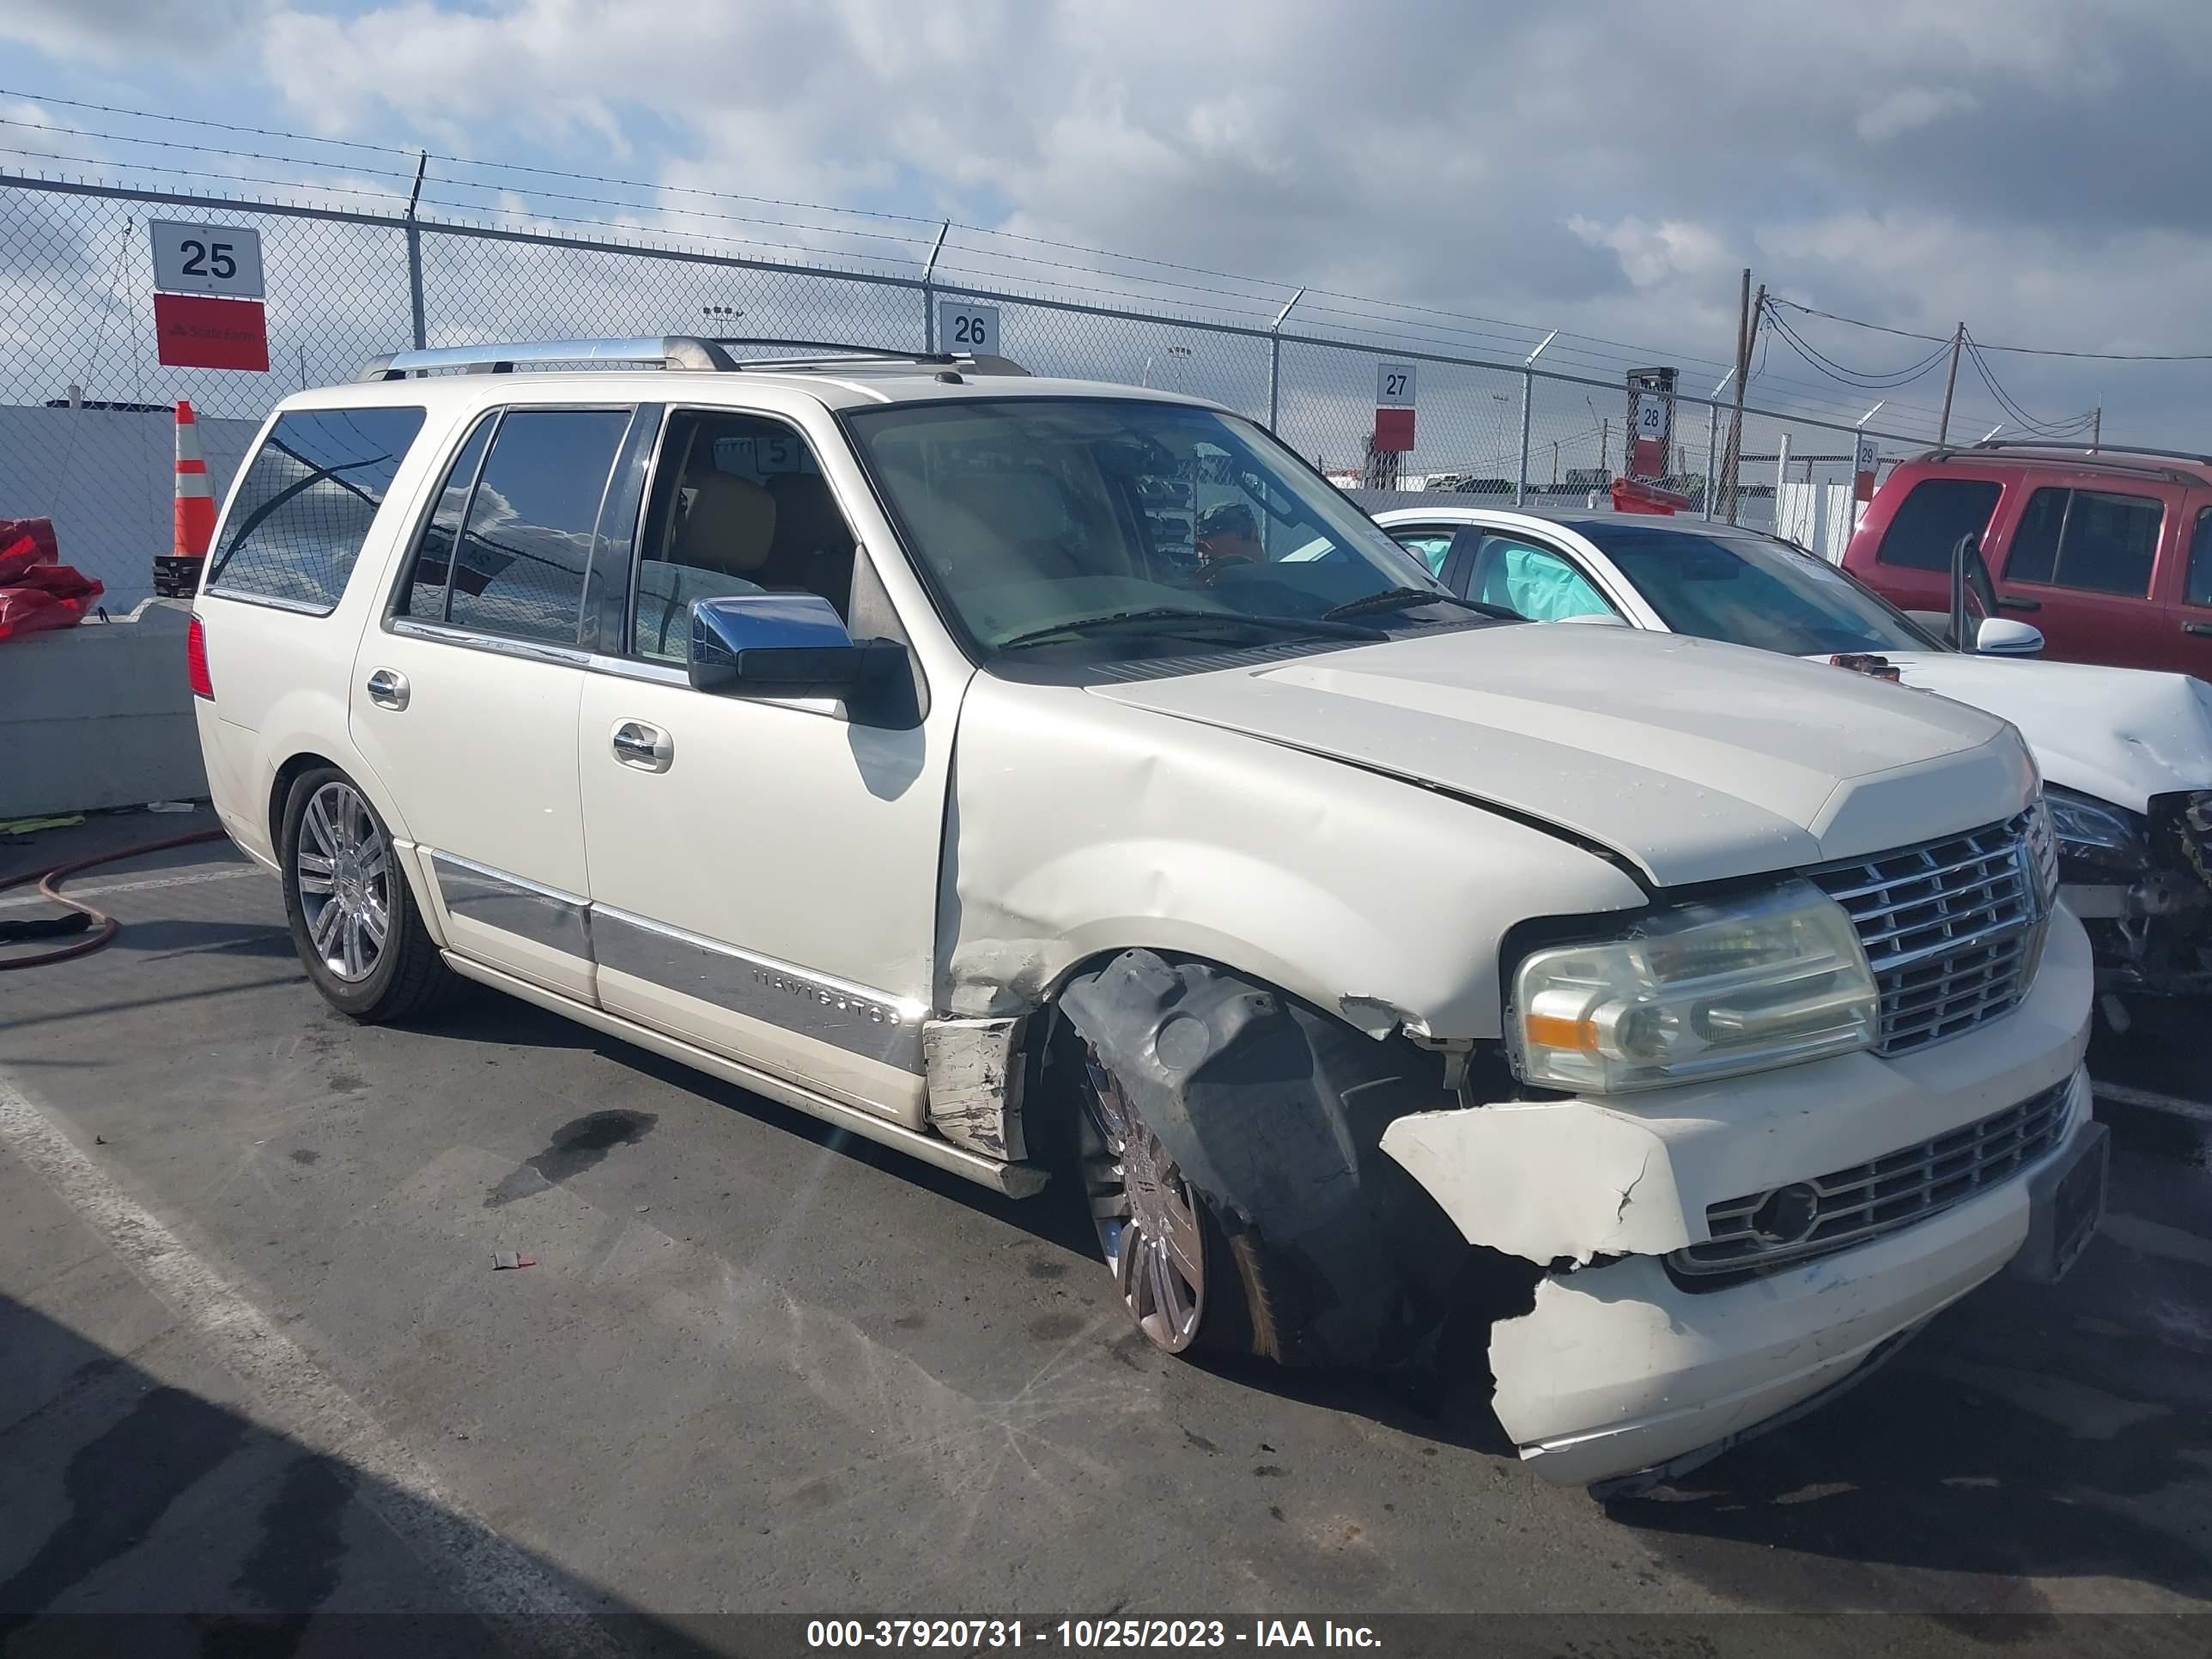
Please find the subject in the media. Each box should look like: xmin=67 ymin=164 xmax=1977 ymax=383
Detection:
xmin=190 ymin=338 xmax=2106 ymax=1495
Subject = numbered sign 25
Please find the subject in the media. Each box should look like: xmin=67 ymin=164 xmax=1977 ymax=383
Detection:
xmin=1376 ymin=362 xmax=1417 ymax=407
xmin=149 ymin=221 xmax=265 ymax=299
xmin=939 ymin=301 xmax=1000 ymax=356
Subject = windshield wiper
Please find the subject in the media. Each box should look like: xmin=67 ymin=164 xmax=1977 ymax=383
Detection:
xmin=997 ymin=605 xmax=1384 ymax=652
xmin=1322 ymin=586 xmax=1522 ymax=622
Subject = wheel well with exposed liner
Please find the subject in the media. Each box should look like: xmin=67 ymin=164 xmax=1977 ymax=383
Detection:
xmin=1029 ymin=945 xmax=1535 ymax=1370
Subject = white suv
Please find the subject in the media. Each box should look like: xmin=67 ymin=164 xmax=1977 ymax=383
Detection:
xmin=190 ymin=337 xmax=2104 ymax=1493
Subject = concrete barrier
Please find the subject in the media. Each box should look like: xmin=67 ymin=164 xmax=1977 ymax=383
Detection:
xmin=0 ymin=601 xmax=207 ymax=820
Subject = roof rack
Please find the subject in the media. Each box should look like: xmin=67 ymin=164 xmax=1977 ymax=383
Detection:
xmin=1921 ymin=438 xmax=2212 ymax=485
xmin=356 ymin=336 xmax=1030 ymax=382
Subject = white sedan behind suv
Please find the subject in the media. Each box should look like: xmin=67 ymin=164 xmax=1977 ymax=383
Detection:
xmin=190 ymin=337 xmax=2102 ymax=1495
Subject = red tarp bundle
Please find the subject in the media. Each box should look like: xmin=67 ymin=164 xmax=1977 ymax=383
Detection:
xmin=0 ymin=519 xmax=104 ymax=641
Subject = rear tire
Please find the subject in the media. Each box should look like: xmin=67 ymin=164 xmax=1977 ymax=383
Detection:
xmin=279 ymin=767 xmax=452 ymax=1024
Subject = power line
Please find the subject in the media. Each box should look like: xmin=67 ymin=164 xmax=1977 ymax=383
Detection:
xmin=1963 ymin=336 xmax=2095 ymax=437
xmin=1771 ymin=292 xmax=2212 ymax=363
xmin=1759 ymin=301 xmax=1953 ymax=389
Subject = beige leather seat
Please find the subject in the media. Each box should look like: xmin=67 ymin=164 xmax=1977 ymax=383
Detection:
xmin=672 ymin=471 xmax=777 ymax=579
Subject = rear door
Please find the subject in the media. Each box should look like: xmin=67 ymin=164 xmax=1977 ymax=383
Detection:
xmin=1990 ymin=483 xmax=2173 ymax=669
xmin=2166 ymin=502 xmax=2212 ymax=678
xmin=350 ymin=403 xmax=647 ymax=1000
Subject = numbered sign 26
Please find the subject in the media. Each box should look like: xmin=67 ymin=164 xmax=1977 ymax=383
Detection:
xmin=939 ymin=301 xmax=1000 ymax=356
xmin=1376 ymin=362 xmax=1418 ymax=407
xmin=150 ymin=220 xmax=265 ymax=299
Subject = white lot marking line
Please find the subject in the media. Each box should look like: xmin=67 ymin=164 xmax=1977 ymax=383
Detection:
xmin=0 ymin=865 xmax=259 ymax=911
xmin=2093 ymin=1081 xmax=2212 ymax=1127
xmin=0 ymin=1069 xmax=623 ymax=1658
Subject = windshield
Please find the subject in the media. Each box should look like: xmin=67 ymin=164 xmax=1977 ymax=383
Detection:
xmin=1576 ymin=522 xmax=1942 ymax=656
xmin=844 ymin=398 xmax=1454 ymax=659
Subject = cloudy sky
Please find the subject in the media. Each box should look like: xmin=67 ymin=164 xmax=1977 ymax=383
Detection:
xmin=5 ymin=0 xmax=2211 ymax=448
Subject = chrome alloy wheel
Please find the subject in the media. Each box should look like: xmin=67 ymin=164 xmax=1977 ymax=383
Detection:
xmin=1080 ymin=1053 xmax=1207 ymax=1352
xmin=295 ymin=781 xmax=390 ymax=983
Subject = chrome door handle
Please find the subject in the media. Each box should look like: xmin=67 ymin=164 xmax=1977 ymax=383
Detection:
xmin=611 ymin=720 xmax=673 ymax=772
xmin=2185 ymin=622 xmax=2212 ymax=638
xmin=365 ymin=667 xmax=410 ymax=709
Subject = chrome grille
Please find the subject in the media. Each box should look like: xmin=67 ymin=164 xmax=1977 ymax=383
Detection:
xmin=1808 ymin=807 xmax=2051 ymax=1055
xmin=1673 ymin=1079 xmax=2075 ymax=1279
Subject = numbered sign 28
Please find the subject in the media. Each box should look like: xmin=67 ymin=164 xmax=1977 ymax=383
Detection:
xmin=1376 ymin=362 xmax=1418 ymax=407
xmin=939 ymin=301 xmax=1000 ymax=356
xmin=150 ymin=220 xmax=265 ymax=299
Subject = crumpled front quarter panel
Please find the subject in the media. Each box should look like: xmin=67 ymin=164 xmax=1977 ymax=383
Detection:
xmin=1887 ymin=653 xmax=2212 ymax=813
xmin=939 ymin=673 xmax=1648 ymax=1037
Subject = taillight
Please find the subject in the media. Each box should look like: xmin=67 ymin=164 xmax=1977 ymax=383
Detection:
xmin=186 ymin=613 xmax=214 ymax=699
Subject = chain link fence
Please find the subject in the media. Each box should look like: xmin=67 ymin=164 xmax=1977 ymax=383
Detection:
xmin=3 ymin=173 xmax=1922 ymax=610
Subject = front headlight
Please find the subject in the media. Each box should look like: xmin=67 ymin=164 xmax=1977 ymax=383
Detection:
xmin=1508 ymin=880 xmax=1879 ymax=1094
xmin=2045 ymin=786 xmax=2148 ymax=877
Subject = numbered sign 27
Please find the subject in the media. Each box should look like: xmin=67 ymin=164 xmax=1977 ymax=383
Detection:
xmin=149 ymin=220 xmax=265 ymax=299
xmin=939 ymin=301 xmax=1000 ymax=356
xmin=1376 ymin=362 xmax=1417 ymax=407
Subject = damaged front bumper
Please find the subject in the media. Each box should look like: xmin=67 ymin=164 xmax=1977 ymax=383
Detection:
xmin=1380 ymin=908 xmax=2094 ymax=1490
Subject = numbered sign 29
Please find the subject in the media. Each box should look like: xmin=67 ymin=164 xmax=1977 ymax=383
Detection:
xmin=150 ymin=220 xmax=265 ymax=299
xmin=939 ymin=301 xmax=1000 ymax=356
xmin=1376 ymin=362 xmax=1417 ymax=406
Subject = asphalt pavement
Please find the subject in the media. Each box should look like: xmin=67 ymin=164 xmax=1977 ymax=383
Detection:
xmin=2 ymin=807 xmax=2208 ymax=1656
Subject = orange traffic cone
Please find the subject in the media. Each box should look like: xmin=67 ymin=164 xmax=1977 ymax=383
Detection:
xmin=156 ymin=400 xmax=217 ymax=598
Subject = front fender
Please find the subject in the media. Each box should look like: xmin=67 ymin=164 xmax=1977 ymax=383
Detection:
xmin=939 ymin=676 xmax=1648 ymax=1036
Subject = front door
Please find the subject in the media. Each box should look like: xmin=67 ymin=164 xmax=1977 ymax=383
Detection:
xmin=576 ymin=403 xmax=957 ymax=1127
xmin=351 ymin=403 xmax=641 ymax=1000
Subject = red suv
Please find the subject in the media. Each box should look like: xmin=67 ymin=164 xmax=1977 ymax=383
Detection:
xmin=1842 ymin=442 xmax=2212 ymax=675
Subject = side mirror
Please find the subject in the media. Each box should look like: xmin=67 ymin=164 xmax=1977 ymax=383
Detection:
xmin=1974 ymin=617 xmax=2045 ymax=657
xmin=688 ymin=592 xmax=907 ymax=697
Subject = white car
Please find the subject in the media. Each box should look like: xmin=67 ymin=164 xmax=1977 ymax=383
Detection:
xmin=191 ymin=338 xmax=2100 ymax=1495
xmin=1369 ymin=502 xmax=2212 ymax=1024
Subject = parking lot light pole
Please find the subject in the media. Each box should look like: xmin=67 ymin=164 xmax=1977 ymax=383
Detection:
xmin=1266 ymin=288 xmax=1304 ymax=434
xmin=1516 ymin=330 xmax=1557 ymax=506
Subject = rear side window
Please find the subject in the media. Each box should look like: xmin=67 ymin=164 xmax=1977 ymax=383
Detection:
xmin=207 ymin=407 xmax=425 ymax=612
xmin=405 ymin=409 xmax=631 ymax=646
xmin=1874 ymin=477 xmax=2002 ymax=572
xmin=2003 ymin=487 xmax=2160 ymax=597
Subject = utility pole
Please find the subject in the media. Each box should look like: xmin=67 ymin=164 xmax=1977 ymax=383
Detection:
xmin=1936 ymin=321 xmax=1964 ymax=446
xmin=1551 ymin=439 xmax=1559 ymax=487
xmin=2091 ymin=407 xmax=2102 ymax=453
xmin=1600 ymin=418 xmax=1609 ymax=477
xmin=1722 ymin=269 xmax=1762 ymax=524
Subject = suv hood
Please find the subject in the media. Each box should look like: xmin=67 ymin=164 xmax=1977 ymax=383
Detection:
xmin=1843 ymin=652 xmax=2212 ymax=813
xmin=1090 ymin=626 xmax=2031 ymax=887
